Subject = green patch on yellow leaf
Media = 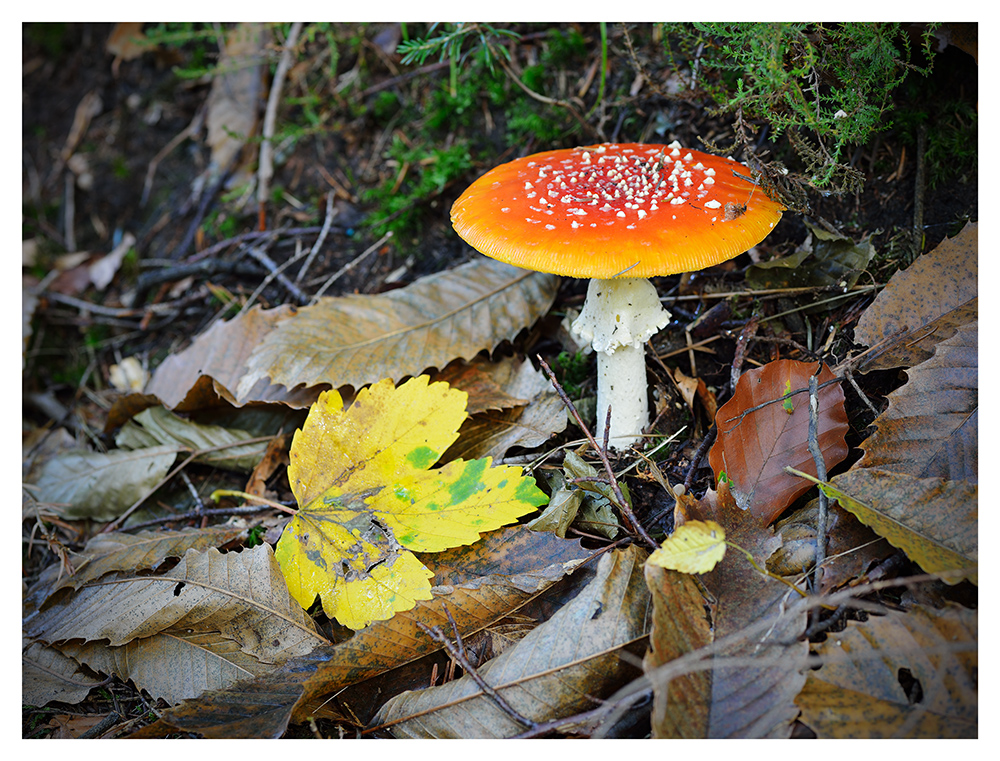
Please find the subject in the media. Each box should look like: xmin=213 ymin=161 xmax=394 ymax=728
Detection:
xmin=646 ymin=520 xmax=727 ymax=574
xmin=275 ymin=376 xmax=549 ymax=630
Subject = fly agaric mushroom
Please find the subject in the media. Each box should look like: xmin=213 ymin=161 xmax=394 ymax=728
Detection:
xmin=451 ymin=142 xmax=785 ymax=449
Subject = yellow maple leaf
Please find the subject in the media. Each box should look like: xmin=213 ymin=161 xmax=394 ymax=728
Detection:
xmin=275 ymin=375 xmax=548 ymax=629
xmin=646 ymin=520 xmax=727 ymax=574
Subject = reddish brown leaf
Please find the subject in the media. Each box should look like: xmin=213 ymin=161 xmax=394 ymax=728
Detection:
xmin=709 ymin=360 xmax=848 ymax=525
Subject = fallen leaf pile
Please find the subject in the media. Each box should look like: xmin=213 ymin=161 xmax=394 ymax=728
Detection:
xmin=23 ymin=226 xmax=977 ymax=738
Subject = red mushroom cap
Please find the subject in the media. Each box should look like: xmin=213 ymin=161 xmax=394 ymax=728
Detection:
xmin=451 ymin=142 xmax=785 ymax=279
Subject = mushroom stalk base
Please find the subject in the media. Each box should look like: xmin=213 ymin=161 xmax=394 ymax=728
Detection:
xmin=570 ymin=277 xmax=671 ymax=450
xmin=595 ymin=343 xmax=650 ymax=450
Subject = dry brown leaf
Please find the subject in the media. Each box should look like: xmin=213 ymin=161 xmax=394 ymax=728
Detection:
xmin=423 ymin=524 xmax=592 ymax=587
xmin=642 ymin=564 xmax=714 ymax=738
xmin=857 ymin=320 xmax=977 ymax=482
xmin=442 ymin=356 xmax=567 ymax=462
xmin=27 ymin=545 xmax=327 ymax=663
xmin=30 ymin=444 xmax=179 ymax=521
xmin=796 ymin=602 xmax=977 ymax=737
xmin=205 ymin=23 xmax=267 ymax=176
xmin=48 ymin=526 xmax=246 ymax=596
xmin=239 ymin=259 xmax=559 ymax=396
xmin=60 ymin=627 xmax=280 ymax=705
xmin=129 ymin=553 xmax=586 ymax=738
xmin=854 ymin=222 xmax=977 ymax=372
xmin=827 ymin=468 xmax=977 ymax=585
xmin=131 ymin=303 xmax=317 ymax=416
xmin=709 ymin=360 xmax=848 ymax=525
xmin=684 ymin=481 xmax=809 ymax=738
xmin=372 ymin=546 xmax=650 ymax=738
xmin=42 ymin=713 xmax=109 ymax=739
xmin=22 ymin=639 xmax=103 ymax=707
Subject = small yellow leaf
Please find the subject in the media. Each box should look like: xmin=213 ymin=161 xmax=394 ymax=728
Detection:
xmin=276 ymin=376 xmax=548 ymax=629
xmin=646 ymin=520 xmax=727 ymax=574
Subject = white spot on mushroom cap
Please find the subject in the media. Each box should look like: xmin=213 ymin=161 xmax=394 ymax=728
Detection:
xmin=705 ymin=200 xmax=722 ymax=209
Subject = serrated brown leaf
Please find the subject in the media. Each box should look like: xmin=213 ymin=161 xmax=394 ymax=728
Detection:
xmin=238 ymin=259 xmax=559 ymax=396
xmin=709 ymin=360 xmax=848 ymax=525
xmin=443 ymin=356 xmax=567 ymax=462
xmin=372 ymin=546 xmax=651 ymax=738
xmin=59 ymin=627 xmax=278 ymax=705
xmin=857 ymin=320 xmax=977 ymax=482
xmin=124 ymin=304 xmax=318 ymax=420
xmin=827 ymin=468 xmax=977 ymax=585
xmin=48 ymin=526 xmax=245 ymax=596
xmin=128 ymin=555 xmax=586 ymax=738
xmin=423 ymin=524 xmax=592 ymax=587
xmin=854 ymin=222 xmax=977 ymax=372
xmin=27 ymin=545 xmax=327 ymax=662
xmin=22 ymin=639 xmax=103 ymax=707
xmin=796 ymin=602 xmax=977 ymax=737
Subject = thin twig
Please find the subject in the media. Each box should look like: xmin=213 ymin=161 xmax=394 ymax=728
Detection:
xmin=142 ymin=106 xmax=205 ymax=206
xmin=683 ymin=424 xmax=717 ymax=492
xmin=416 ymin=605 xmax=539 ymax=731
xmin=184 ymin=226 xmax=324 ymax=264
xmin=125 ymin=504 xmax=278 ymax=531
xmin=241 ymin=244 xmax=311 ymax=310
xmin=170 ymin=160 xmax=234 ymax=260
xmin=537 ymin=356 xmax=658 ymax=550
xmin=841 ymin=363 xmax=881 ymax=417
xmin=258 ymin=22 xmax=303 ymax=229
xmin=499 ymin=60 xmax=602 ymax=141
xmin=805 ymin=370 xmax=829 ymax=597
xmin=296 ymin=191 xmax=336 ymax=283
xmin=63 ymin=171 xmax=76 ymax=252
xmin=310 ymin=232 xmax=391 ymax=302
xmin=730 ymin=313 xmax=759 ymax=390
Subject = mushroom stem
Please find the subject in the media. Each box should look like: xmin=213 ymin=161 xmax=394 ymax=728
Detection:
xmin=571 ymin=277 xmax=671 ymax=450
